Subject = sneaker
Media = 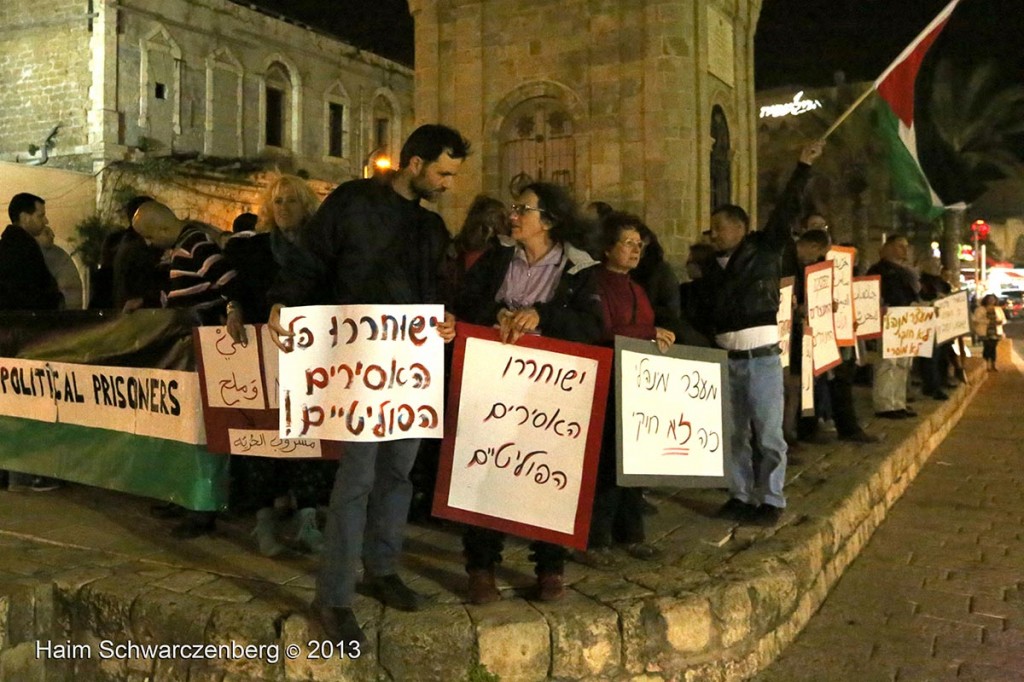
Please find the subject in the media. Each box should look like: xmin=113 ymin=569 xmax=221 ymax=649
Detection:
xmin=291 ymin=508 xmax=325 ymax=554
xmin=751 ymin=504 xmax=784 ymax=527
xmin=716 ymin=497 xmax=757 ymax=521
xmin=315 ymin=604 xmax=367 ymax=648
xmin=536 ymin=572 xmax=565 ymax=602
xmin=362 ymin=574 xmax=425 ymax=612
xmin=572 ymin=546 xmax=619 ymax=569
xmin=838 ymin=430 xmax=881 ymax=444
xmin=467 ymin=568 xmax=501 ymax=605
xmin=622 ymin=542 xmax=663 ymax=561
xmin=29 ymin=477 xmax=60 ymax=492
xmin=252 ymin=507 xmax=286 ymax=557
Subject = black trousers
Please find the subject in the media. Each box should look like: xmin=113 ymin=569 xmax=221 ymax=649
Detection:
xmin=828 ymin=356 xmax=862 ymax=437
xmin=588 ymin=399 xmax=644 ymax=547
xmin=983 ymin=338 xmax=999 ymax=361
xmin=462 ymin=526 xmax=567 ymax=575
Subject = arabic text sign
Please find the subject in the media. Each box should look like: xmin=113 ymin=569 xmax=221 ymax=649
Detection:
xmin=882 ymin=306 xmax=936 ymax=358
xmin=852 ymin=275 xmax=882 ymax=339
xmin=805 ymin=260 xmax=842 ymax=375
xmin=227 ymin=429 xmax=323 ymax=458
xmin=195 ymin=326 xmax=266 ymax=409
xmin=801 ymin=328 xmax=814 ymax=415
xmin=827 ymin=246 xmax=856 ymax=346
xmin=278 ymin=304 xmax=445 ymax=442
xmin=433 ymin=324 xmax=611 ymax=550
xmin=0 ymin=358 xmax=204 ymax=444
xmin=934 ymin=290 xmax=971 ymax=345
xmin=778 ymin=277 xmax=794 ymax=370
xmin=260 ymin=325 xmax=281 ymax=410
xmin=617 ymin=340 xmax=727 ymax=486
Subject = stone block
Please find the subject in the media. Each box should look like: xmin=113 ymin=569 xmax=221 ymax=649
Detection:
xmin=657 ymin=593 xmax=713 ymax=655
xmin=706 ymin=581 xmax=752 ymax=648
xmin=75 ymin=573 xmax=155 ymax=641
xmin=130 ymin=589 xmax=216 ymax=649
xmin=378 ymin=605 xmax=473 ymax=681
xmin=615 ymin=598 xmax=666 ymax=674
xmin=469 ymin=600 xmax=549 ymax=682
xmin=533 ymin=591 xmax=620 ymax=678
xmin=280 ymin=605 xmax=384 ymax=682
xmin=0 ymin=641 xmax=45 ymax=682
xmin=204 ymin=602 xmax=284 ymax=681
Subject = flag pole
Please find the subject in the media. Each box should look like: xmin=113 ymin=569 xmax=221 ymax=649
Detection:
xmin=822 ymin=85 xmax=874 ymax=139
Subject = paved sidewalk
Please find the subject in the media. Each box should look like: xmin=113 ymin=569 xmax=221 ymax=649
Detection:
xmin=756 ymin=348 xmax=1024 ymax=682
xmin=0 ymin=354 xmax=990 ymax=681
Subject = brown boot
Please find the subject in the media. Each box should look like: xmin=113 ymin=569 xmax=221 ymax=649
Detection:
xmin=536 ymin=572 xmax=565 ymax=601
xmin=467 ymin=568 xmax=501 ymax=605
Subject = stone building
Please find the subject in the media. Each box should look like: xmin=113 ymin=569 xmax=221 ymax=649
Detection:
xmin=0 ymin=0 xmax=413 ymax=230
xmin=408 ymin=0 xmax=763 ymax=265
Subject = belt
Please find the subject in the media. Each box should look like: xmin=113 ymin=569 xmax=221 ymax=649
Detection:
xmin=726 ymin=344 xmax=780 ymax=360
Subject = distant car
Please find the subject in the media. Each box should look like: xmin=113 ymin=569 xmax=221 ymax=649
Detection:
xmin=1001 ymin=290 xmax=1024 ymax=320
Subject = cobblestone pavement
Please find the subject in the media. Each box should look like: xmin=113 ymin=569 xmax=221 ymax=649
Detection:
xmin=755 ymin=338 xmax=1024 ymax=682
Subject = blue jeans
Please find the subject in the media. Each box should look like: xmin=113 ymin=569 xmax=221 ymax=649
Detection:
xmin=316 ymin=438 xmax=420 ymax=607
xmin=726 ymin=354 xmax=787 ymax=508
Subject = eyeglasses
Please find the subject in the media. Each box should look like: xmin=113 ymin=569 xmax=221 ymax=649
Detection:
xmin=617 ymin=239 xmax=646 ymax=252
xmin=510 ymin=203 xmax=545 ymax=216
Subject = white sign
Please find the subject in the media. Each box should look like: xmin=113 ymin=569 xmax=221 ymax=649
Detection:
xmin=227 ymin=428 xmax=323 ymax=458
xmin=278 ymin=305 xmax=445 ymax=442
xmin=827 ymin=246 xmax=857 ymax=346
xmin=778 ymin=277 xmax=794 ymax=370
xmin=759 ymin=91 xmax=823 ymax=119
xmin=801 ymin=328 xmax=815 ymax=415
xmin=619 ymin=344 xmax=726 ymax=480
xmin=0 ymin=358 xmax=205 ymax=444
xmin=707 ymin=6 xmax=735 ymax=86
xmin=852 ymin=276 xmax=882 ymax=338
xmin=196 ymin=325 xmax=266 ymax=409
xmin=447 ymin=337 xmax=598 ymax=535
xmin=882 ymin=306 xmax=936 ymax=358
xmin=933 ymin=290 xmax=970 ymax=345
xmin=260 ymin=325 xmax=281 ymax=410
xmin=805 ymin=261 xmax=842 ymax=375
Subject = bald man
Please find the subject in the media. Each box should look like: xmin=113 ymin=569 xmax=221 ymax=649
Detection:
xmin=132 ymin=201 xmax=245 ymax=343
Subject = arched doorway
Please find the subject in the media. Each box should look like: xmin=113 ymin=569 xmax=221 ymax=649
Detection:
xmin=710 ymin=105 xmax=732 ymax=211
xmin=500 ymin=97 xmax=575 ymax=197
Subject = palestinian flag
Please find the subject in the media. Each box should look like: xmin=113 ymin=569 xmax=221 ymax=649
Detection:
xmin=874 ymin=0 xmax=960 ymax=221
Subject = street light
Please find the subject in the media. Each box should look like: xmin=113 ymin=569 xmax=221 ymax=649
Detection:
xmin=363 ymin=146 xmax=392 ymax=179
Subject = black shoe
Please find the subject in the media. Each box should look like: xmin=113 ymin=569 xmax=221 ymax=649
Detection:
xmin=839 ymin=430 xmax=881 ymax=444
xmin=751 ymin=504 xmax=784 ymax=527
xmin=926 ymin=391 xmax=949 ymax=400
xmin=362 ymin=574 xmax=425 ymax=612
xmin=899 ymin=408 xmax=917 ymax=417
xmin=874 ymin=411 xmax=907 ymax=420
xmin=170 ymin=512 xmax=216 ymax=539
xmin=316 ymin=604 xmax=367 ymax=648
xmin=150 ymin=502 xmax=186 ymax=519
xmin=716 ymin=498 xmax=757 ymax=521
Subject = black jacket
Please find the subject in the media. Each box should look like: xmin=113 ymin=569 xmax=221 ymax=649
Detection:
xmin=269 ymin=175 xmax=450 ymax=307
xmin=0 ymin=224 xmax=63 ymax=311
xmin=455 ymin=240 xmax=603 ymax=345
xmin=866 ymin=259 xmax=919 ymax=307
xmin=706 ymin=163 xmax=811 ymax=336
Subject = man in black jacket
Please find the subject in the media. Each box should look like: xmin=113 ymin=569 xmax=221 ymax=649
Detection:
xmin=707 ymin=141 xmax=823 ymax=526
xmin=267 ymin=124 xmax=468 ymax=646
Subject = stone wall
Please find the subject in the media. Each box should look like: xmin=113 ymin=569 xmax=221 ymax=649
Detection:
xmin=409 ymin=0 xmax=762 ymax=267
xmin=0 ymin=0 xmax=94 ymax=169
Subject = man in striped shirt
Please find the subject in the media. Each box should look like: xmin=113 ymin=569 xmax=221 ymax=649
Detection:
xmin=132 ymin=201 xmax=245 ymax=341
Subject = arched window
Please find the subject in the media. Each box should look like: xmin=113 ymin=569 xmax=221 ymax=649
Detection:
xmin=324 ymin=81 xmax=350 ymax=160
xmin=264 ymin=62 xmax=292 ymax=149
xmin=710 ymin=105 xmax=732 ymax=211
xmin=500 ymin=97 xmax=575 ymax=196
xmin=372 ymin=95 xmax=395 ymax=157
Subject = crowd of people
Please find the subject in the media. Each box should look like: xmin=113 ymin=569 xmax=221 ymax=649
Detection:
xmin=0 ymin=125 xmax=997 ymax=646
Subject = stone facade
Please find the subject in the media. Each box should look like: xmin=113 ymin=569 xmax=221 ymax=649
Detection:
xmin=0 ymin=0 xmax=414 ymax=224
xmin=408 ymin=0 xmax=762 ymax=267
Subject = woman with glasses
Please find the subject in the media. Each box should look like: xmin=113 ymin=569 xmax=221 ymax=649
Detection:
xmin=576 ymin=212 xmax=674 ymax=568
xmin=454 ymin=182 xmax=602 ymax=604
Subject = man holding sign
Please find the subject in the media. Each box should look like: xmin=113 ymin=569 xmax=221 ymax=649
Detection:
xmin=706 ymin=140 xmax=823 ymax=526
xmin=268 ymin=125 xmax=468 ymax=645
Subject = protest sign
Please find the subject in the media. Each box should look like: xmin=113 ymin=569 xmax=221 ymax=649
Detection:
xmin=827 ymin=246 xmax=857 ymax=347
xmin=852 ymin=275 xmax=882 ymax=339
xmin=260 ymin=325 xmax=281 ymax=410
xmin=278 ymin=304 xmax=445 ymax=442
xmin=227 ymin=429 xmax=323 ymax=458
xmin=433 ymin=323 xmax=611 ymax=550
xmin=805 ymin=260 xmax=842 ymax=375
xmin=882 ymin=306 xmax=936 ymax=358
xmin=195 ymin=326 xmax=266 ymax=409
xmin=933 ymin=290 xmax=971 ymax=345
xmin=801 ymin=327 xmax=814 ymax=416
xmin=778 ymin=276 xmax=795 ymax=370
xmin=0 ymin=358 xmax=204 ymax=444
xmin=615 ymin=338 xmax=728 ymax=487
